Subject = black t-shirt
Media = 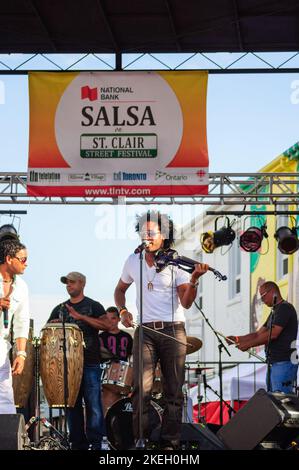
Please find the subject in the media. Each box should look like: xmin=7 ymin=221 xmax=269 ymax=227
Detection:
xmin=263 ymin=300 xmax=298 ymax=363
xmin=99 ymin=330 xmax=133 ymax=361
xmin=48 ymin=296 xmax=106 ymax=365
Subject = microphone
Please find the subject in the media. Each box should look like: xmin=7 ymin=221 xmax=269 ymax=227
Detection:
xmin=3 ymin=308 xmax=8 ymax=328
xmin=273 ymin=294 xmax=277 ymax=307
xmin=59 ymin=303 xmax=68 ymax=322
xmin=134 ymin=240 xmax=150 ymax=254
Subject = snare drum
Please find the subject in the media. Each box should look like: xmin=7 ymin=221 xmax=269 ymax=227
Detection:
xmin=39 ymin=323 xmax=84 ymax=407
xmin=102 ymin=360 xmax=133 ymax=395
xmin=105 ymin=397 xmax=162 ymax=450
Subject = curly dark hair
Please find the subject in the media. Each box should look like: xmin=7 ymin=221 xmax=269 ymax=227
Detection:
xmin=135 ymin=210 xmax=175 ymax=249
xmin=0 ymin=239 xmax=26 ymax=264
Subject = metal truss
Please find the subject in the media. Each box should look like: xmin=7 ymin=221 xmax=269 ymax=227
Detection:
xmin=1 ymin=51 xmax=299 ymax=73
xmin=1 ymin=172 xmax=299 ymax=206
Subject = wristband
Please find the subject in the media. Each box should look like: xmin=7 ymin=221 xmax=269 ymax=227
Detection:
xmin=119 ymin=307 xmax=128 ymax=316
xmin=16 ymin=350 xmax=27 ymax=358
xmin=190 ymin=280 xmax=199 ymax=288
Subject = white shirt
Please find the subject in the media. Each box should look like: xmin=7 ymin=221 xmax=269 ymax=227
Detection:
xmin=0 ymin=274 xmax=29 ymax=341
xmin=121 ymin=253 xmax=190 ymax=323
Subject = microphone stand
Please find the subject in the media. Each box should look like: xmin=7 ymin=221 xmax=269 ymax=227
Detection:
xmin=135 ymin=248 xmax=146 ymax=449
xmin=60 ymin=306 xmax=69 ymax=444
xmin=265 ymin=296 xmax=277 ymax=392
xmin=194 ymin=301 xmax=231 ymax=426
xmin=202 ymin=372 xmax=235 ymax=418
xmin=33 ymin=337 xmax=41 ymax=443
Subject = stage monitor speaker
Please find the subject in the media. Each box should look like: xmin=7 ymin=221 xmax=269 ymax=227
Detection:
xmin=0 ymin=414 xmax=29 ymax=450
xmin=180 ymin=423 xmax=226 ymax=450
xmin=216 ymin=388 xmax=299 ymax=450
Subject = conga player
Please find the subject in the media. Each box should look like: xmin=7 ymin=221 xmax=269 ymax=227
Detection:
xmin=47 ymin=272 xmax=111 ymax=450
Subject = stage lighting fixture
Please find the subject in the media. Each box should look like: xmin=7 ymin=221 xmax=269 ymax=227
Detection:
xmin=239 ymin=224 xmax=268 ymax=253
xmin=0 ymin=224 xmax=19 ymax=242
xmin=274 ymin=225 xmax=299 ymax=255
xmin=201 ymin=217 xmax=236 ymax=254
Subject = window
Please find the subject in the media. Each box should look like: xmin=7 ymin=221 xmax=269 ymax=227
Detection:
xmin=229 ymin=234 xmax=241 ymax=299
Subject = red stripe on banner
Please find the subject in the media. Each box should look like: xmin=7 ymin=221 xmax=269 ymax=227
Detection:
xmin=27 ymin=185 xmax=209 ymax=197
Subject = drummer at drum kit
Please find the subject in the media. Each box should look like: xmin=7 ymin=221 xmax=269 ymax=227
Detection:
xmin=47 ymin=271 xmax=112 ymax=450
xmin=99 ymin=306 xmax=133 ymax=415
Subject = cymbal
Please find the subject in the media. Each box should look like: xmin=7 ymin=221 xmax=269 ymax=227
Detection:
xmin=100 ymin=346 xmax=114 ymax=360
xmin=186 ymin=336 xmax=202 ymax=355
xmin=185 ymin=367 xmax=214 ymax=372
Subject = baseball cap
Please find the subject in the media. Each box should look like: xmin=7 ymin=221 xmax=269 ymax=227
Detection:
xmin=60 ymin=272 xmax=86 ymax=284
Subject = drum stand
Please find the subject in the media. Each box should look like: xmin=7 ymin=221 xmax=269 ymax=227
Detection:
xmin=195 ymin=369 xmax=205 ymax=424
xmin=182 ymin=383 xmax=191 ymax=423
xmin=25 ymin=337 xmax=70 ymax=450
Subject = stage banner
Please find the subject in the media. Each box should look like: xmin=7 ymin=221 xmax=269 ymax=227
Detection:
xmin=27 ymin=71 xmax=208 ymax=197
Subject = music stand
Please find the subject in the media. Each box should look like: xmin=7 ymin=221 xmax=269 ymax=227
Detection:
xmin=194 ymin=301 xmax=231 ymax=426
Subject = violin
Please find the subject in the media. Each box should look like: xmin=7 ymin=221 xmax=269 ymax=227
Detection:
xmin=154 ymin=249 xmax=227 ymax=282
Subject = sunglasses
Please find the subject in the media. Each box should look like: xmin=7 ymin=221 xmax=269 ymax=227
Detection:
xmin=140 ymin=230 xmax=161 ymax=238
xmin=14 ymin=256 xmax=27 ymax=264
xmin=257 ymin=289 xmax=271 ymax=302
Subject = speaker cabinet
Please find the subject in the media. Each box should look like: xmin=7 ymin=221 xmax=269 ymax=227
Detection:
xmin=217 ymin=388 xmax=299 ymax=450
xmin=0 ymin=414 xmax=29 ymax=450
xmin=180 ymin=423 xmax=226 ymax=450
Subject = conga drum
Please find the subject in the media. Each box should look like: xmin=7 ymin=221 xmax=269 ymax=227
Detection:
xmin=39 ymin=323 xmax=84 ymax=407
xmin=12 ymin=330 xmax=35 ymax=408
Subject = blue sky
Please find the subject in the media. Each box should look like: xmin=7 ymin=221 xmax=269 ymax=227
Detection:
xmin=0 ymin=63 xmax=299 ymax=333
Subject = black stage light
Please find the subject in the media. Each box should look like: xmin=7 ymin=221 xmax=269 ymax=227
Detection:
xmin=239 ymin=224 xmax=268 ymax=252
xmin=274 ymin=225 xmax=299 ymax=254
xmin=0 ymin=224 xmax=19 ymax=242
xmin=201 ymin=217 xmax=236 ymax=254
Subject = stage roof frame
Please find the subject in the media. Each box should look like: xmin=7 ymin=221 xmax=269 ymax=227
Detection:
xmin=1 ymin=172 xmax=299 ymax=206
xmin=0 ymin=0 xmax=299 ymax=74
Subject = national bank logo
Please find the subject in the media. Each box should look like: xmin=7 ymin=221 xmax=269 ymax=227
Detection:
xmin=80 ymin=85 xmax=135 ymax=102
xmin=81 ymin=86 xmax=98 ymax=101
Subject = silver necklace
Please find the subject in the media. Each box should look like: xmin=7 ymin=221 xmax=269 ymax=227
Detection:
xmin=145 ymin=262 xmax=157 ymax=291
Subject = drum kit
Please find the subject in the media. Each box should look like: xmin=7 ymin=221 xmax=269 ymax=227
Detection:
xmin=12 ymin=324 xmax=204 ymax=451
xmin=101 ymin=335 xmax=204 ymax=450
